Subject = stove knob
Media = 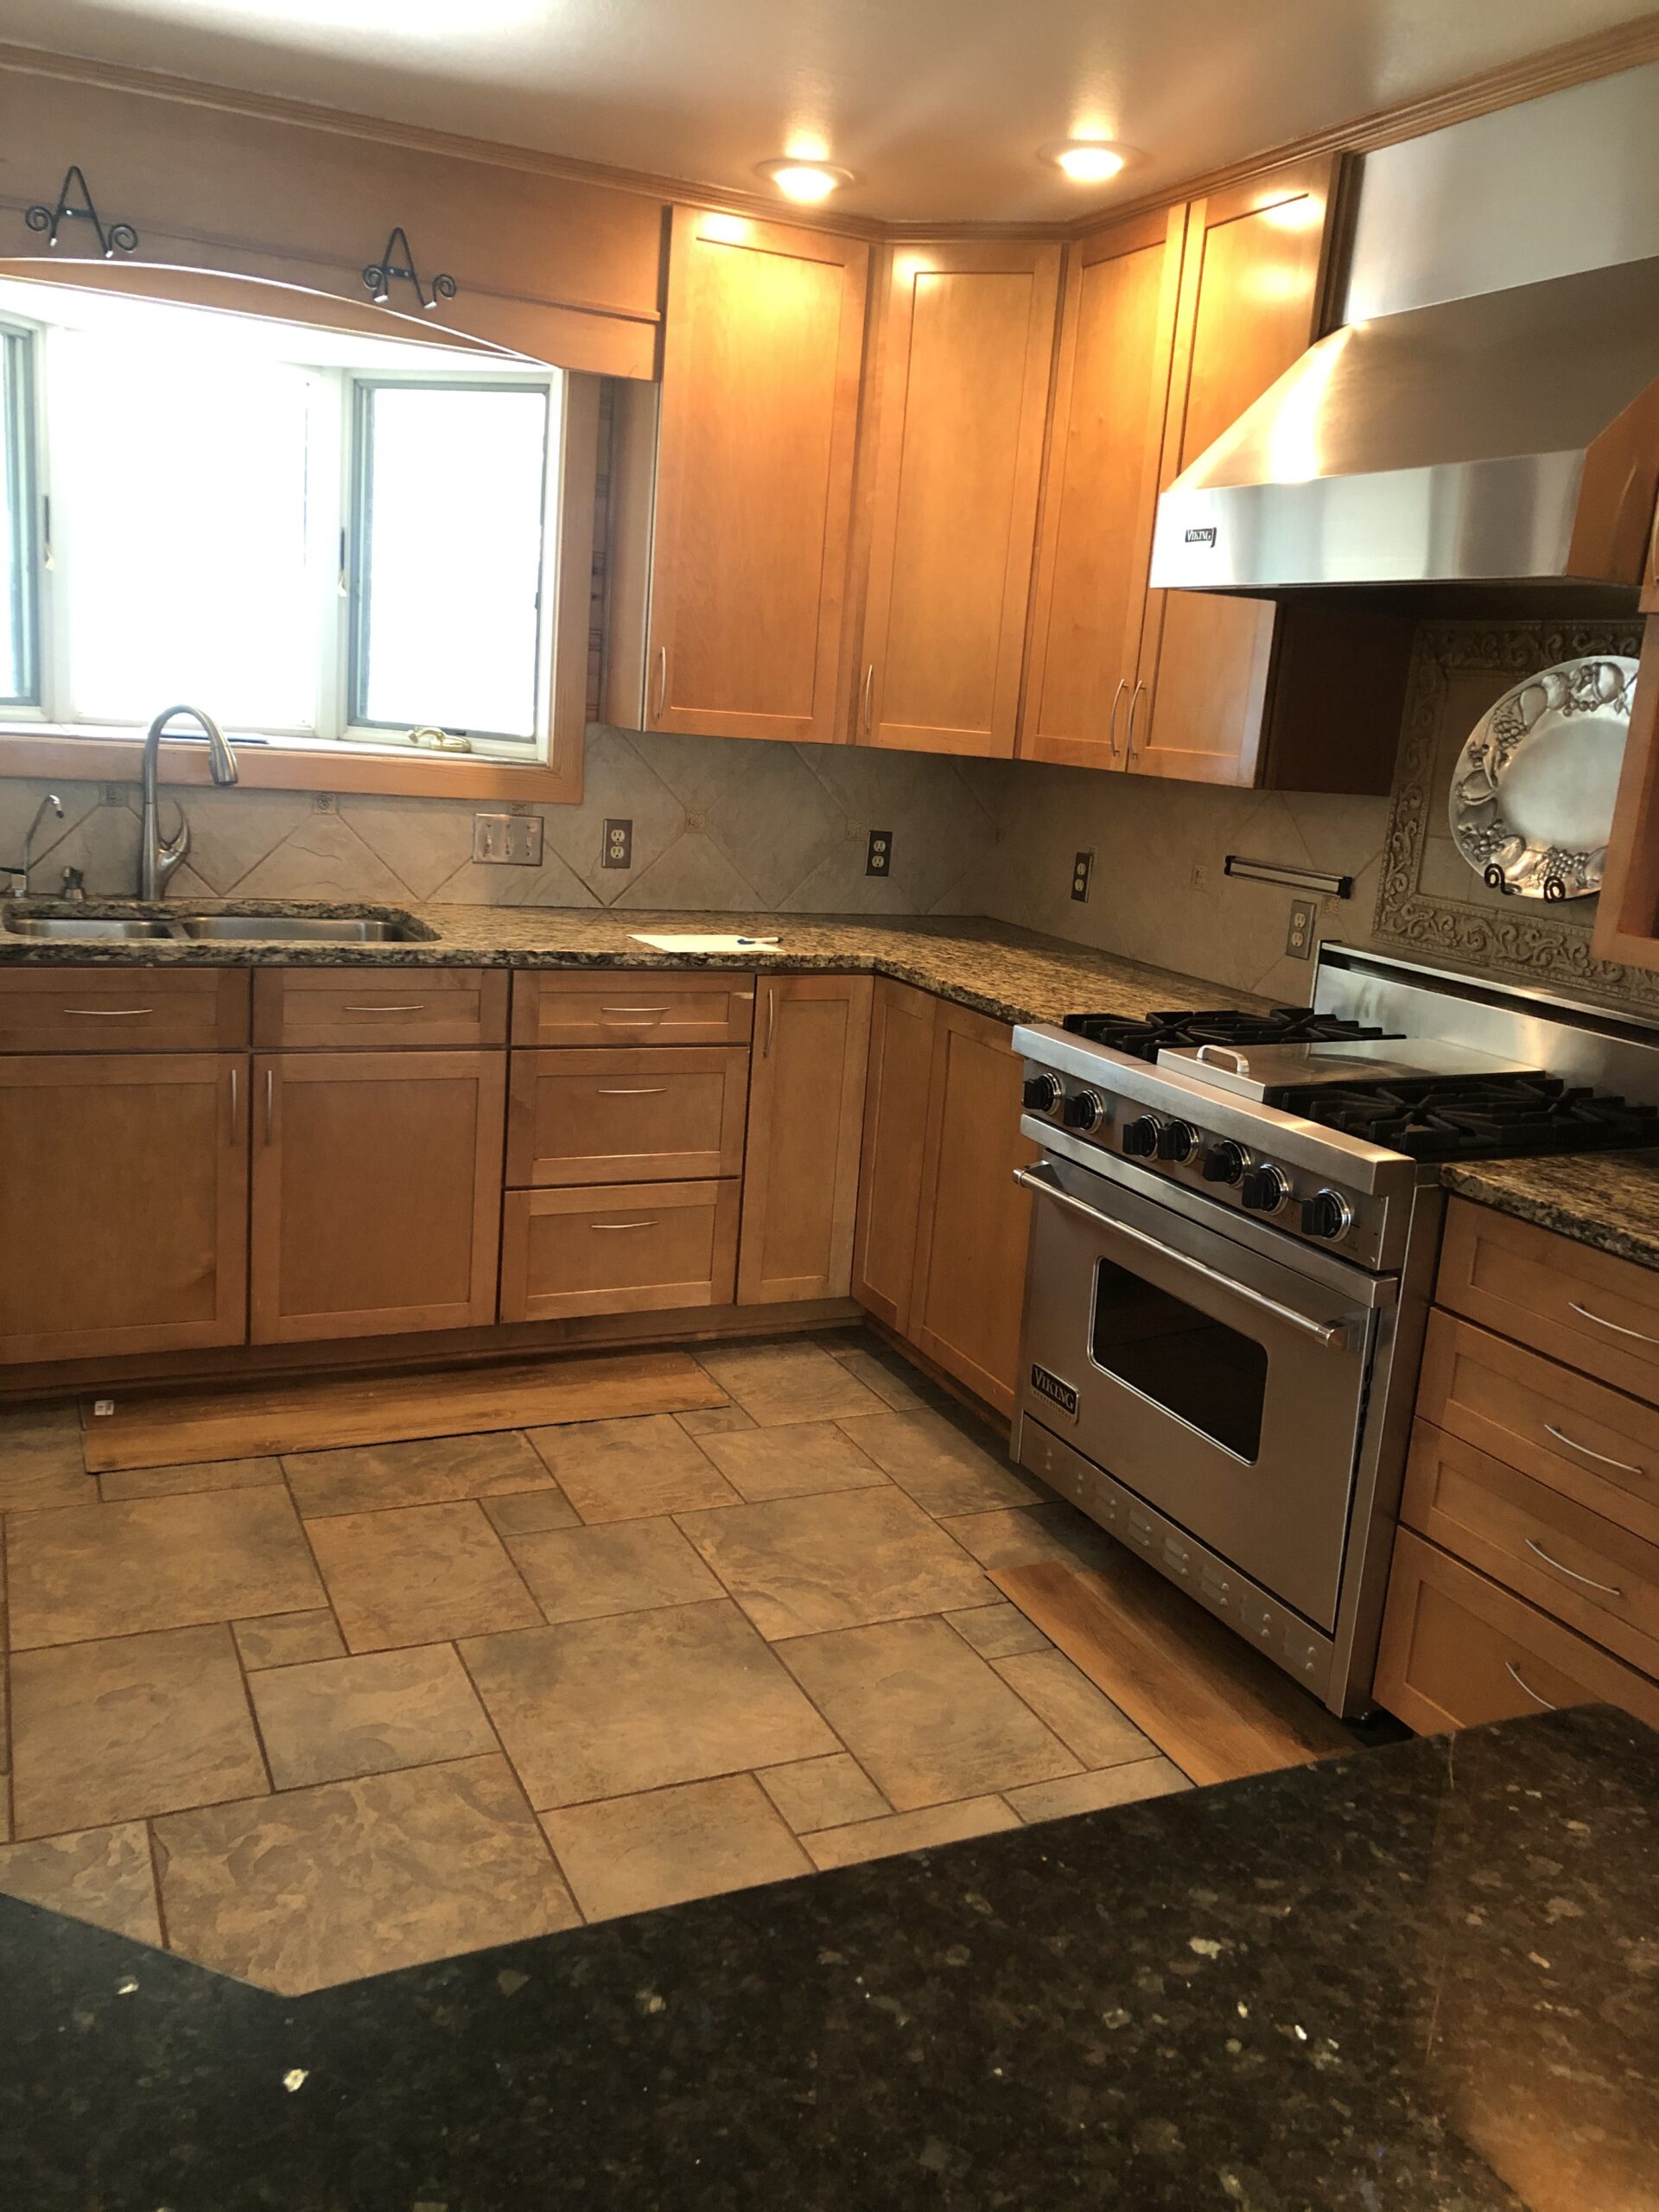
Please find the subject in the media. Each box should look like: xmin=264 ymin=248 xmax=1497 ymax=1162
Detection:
xmin=1241 ymin=1163 xmax=1291 ymax=1214
xmin=1022 ymin=1072 xmax=1062 ymax=1114
xmin=1301 ymin=1188 xmax=1353 ymax=1241
xmin=1157 ymin=1119 xmax=1198 ymax=1164
xmin=1120 ymin=1113 xmax=1161 ymax=1159
xmin=1201 ymin=1140 xmax=1247 ymax=1185
xmin=1063 ymin=1089 xmax=1107 ymax=1133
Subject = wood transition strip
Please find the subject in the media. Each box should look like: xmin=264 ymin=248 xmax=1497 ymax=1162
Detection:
xmin=990 ymin=1558 xmax=1357 ymax=1788
xmin=79 ymin=1350 xmax=728 ymax=1472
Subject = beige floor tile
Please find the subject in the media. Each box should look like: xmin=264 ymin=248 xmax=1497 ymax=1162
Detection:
xmin=154 ymin=1754 xmax=580 ymax=1994
xmin=481 ymin=1488 xmax=581 ymax=1537
xmin=804 ymin=1796 xmax=1020 ymax=1870
xmin=8 ymin=1489 xmax=324 ymax=1650
xmin=696 ymin=1420 xmax=891 ymax=1503
xmin=99 ymin=1457 xmax=283 ymax=1504
xmin=0 ymin=1821 xmax=162 ymax=1945
xmin=677 ymin=1488 xmax=990 ymax=1640
xmin=825 ymin=1345 xmax=931 ymax=1412
xmin=0 ymin=1405 xmax=89 ymax=1514
xmin=840 ymin=1409 xmax=1041 ymax=1517
xmin=527 ymin=1414 xmax=741 ymax=1524
xmin=944 ymin=1601 xmax=1053 ymax=1660
xmin=1006 ymin=1758 xmax=1191 ymax=1824
xmin=542 ymin=1774 xmax=810 ymax=1921
xmin=251 ymin=1643 xmax=497 ymax=1790
xmin=779 ymin=1617 xmax=1080 ymax=1811
xmin=675 ymin=1405 xmax=757 ymax=1439
xmin=308 ymin=1502 xmax=543 ymax=1653
xmin=462 ymin=1601 xmax=836 ymax=1809
xmin=10 ymin=1624 xmax=267 ymax=1838
xmin=757 ymin=1752 xmax=887 ymax=1834
xmin=939 ymin=1501 xmax=1119 ymax=1573
xmin=502 ymin=1517 xmax=723 ymax=1625
xmin=283 ymin=1430 xmax=558 ymax=1518
xmin=695 ymin=1342 xmax=887 ymax=1427
xmin=993 ymin=1649 xmax=1154 ymax=1768
xmin=233 ymin=1609 xmax=346 ymax=1671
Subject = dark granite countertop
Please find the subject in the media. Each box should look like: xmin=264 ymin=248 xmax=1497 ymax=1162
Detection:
xmin=0 ymin=903 xmax=1272 ymax=1029
xmin=1443 ymin=1149 xmax=1659 ymax=1274
xmin=3 ymin=1706 xmax=1655 ymax=2211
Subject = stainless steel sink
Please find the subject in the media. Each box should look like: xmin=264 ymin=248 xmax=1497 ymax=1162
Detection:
xmin=174 ymin=915 xmax=420 ymax=942
xmin=2 ymin=915 xmax=175 ymax=940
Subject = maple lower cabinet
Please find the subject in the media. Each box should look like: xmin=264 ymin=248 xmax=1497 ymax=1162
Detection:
xmin=250 ymin=1050 xmax=505 ymax=1344
xmin=609 ymin=207 xmax=868 ymax=745
xmin=859 ymin=239 xmax=1061 ymax=757
xmin=738 ymin=974 xmax=873 ymax=1304
xmin=0 ymin=1052 xmax=249 ymax=1364
xmin=851 ymin=980 xmax=940 ymax=1332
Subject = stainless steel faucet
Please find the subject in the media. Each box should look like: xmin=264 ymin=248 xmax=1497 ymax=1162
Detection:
xmin=140 ymin=704 xmax=238 ymax=899
xmin=1 ymin=791 xmax=65 ymax=901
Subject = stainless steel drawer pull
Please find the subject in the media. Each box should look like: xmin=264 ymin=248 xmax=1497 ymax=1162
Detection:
xmin=596 ymin=1085 xmax=668 ymax=1096
xmin=1522 ymin=1537 xmax=1623 ymax=1598
xmin=340 ymin=1001 xmax=426 ymax=1014
xmin=1543 ymin=1422 xmax=1643 ymax=1477
xmin=1503 ymin=1659 xmax=1557 ymax=1711
xmin=1567 ymin=1300 xmax=1659 ymax=1347
xmin=589 ymin=1219 xmax=656 ymax=1231
xmin=600 ymin=1006 xmax=669 ymax=1015
xmin=62 ymin=1006 xmax=153 ymax=1018
xmin=1013 ymin=1163 xmax=1356 ymax=1350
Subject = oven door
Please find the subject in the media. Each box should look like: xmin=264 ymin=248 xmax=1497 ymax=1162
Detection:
xmin=1016 ymin=1152 xmax=1389 ymax=1631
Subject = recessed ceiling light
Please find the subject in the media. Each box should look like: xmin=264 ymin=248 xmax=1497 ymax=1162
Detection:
xmin=755 ymin=157 xmax=855 ymax=204
xmin=1039 ymin=139 xmax=1139 ymax=184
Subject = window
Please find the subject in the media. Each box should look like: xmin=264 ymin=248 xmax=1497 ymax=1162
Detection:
xmin=0 ymin=303 xmax=564 ymax=760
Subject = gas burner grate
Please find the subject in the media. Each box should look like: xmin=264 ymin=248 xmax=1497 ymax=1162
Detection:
xmin=1061 ymin=1005 xmax=1398 ymax=1065
xmin=1283 ymin=1074 xmax=1659 ymax=1160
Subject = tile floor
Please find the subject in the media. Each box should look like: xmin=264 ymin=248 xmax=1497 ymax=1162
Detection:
xmin=0 ymin=1332 xmax=1190 ymax=1995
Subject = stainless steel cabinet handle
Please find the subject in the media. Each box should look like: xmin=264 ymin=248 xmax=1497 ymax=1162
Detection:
xmin=1522 ymin=1537 xmax=1623 ymax=1599
xmin=340 ymin=1002 xmax=425 ymax=1014
xmin=62 ymin=1006 xmax=152 ymax=1018
xmin=652 ymin=645 xmax=668 ymax=724
xmin=589 ymin=1219 xmax=656 ymax=1231
xmin=861 ymin=663 xmax=874 ymax=737
xmin=264 ymin=1066 xmax=275 ymax=1144
xmin=596 ymin=1085 xmax=668 ymax=1096
xmin=601 ymin=1005 xmax=669 ymax=1015
xmin=229 ymin=1065 xmax=239 ymax=1141
xmin=1124 ymin=680 xmax=1147 ymax=758
xmin=1106 ymin=677 xmax=1128 ymax=758
xmin=1013 ymin=1164 xmax=1353 ymax=1349
xmin=1543 ymin=1422 xmax=1643 ymax=1477
xmin=764 ymin=985 xmax=776 ymax=1058
xmin=1504 ymin=1659 xmax=1557 ymax=1712
xmin=1567 ymin=1300 xmax=1659 ymax=1347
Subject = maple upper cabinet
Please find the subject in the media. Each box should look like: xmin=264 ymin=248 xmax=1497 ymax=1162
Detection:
xmin=1019 ymin=206 xmax=1187 ymax=771
xmin=608 ymin=207 xmax=868 ymax=745
xmin=1593 ymin=612 xmax=1659 ymax=975
xmin=738 ymin=974 xmax=873 ymax=1304
xmin=857 ymin=239 xmax=1061 ymax=757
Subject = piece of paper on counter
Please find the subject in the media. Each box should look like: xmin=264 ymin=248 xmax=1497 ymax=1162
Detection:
xmin=629 ymin=933 xmax=785 ymax=953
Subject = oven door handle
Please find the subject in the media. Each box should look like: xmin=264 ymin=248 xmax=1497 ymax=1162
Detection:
xmin=1014 ymin=1165 xmax=1355 ymax=1351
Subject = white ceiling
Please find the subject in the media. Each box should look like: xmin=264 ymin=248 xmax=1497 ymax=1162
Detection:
xmin=4 ymin=0 xmax=1654 ymax=222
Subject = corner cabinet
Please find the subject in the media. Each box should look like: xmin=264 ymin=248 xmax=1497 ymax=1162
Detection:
xmin=856 ymin=239 xmax=1061 ymax=756
xmin=609 ymin=207 xmax=869 ymax=745
xmin=737 ymin=973 xmax=873 ymax=1303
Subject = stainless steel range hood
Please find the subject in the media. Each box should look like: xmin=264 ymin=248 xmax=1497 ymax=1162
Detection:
xmin=1151 ymin=257 xmax=1659 ymax=592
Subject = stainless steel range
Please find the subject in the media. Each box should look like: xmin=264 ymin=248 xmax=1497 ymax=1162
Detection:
xmin=1010 ymin=944 xmax=1659 ymax=1718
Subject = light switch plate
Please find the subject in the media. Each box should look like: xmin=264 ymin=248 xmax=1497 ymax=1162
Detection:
xmin=472 ymin=813 xmax=544 ymax=866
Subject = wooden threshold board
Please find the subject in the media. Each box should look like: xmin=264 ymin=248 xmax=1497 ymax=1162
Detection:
xmin=991 ymin=1558 xmax=1358 ymax=1788
xmin=80 ymin=1349 xmax=729 ymax=1471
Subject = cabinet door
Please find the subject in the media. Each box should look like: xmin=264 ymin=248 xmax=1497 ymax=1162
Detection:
xmin=737 ymin=975 xmax=872 ymax=1304
xmin=1133 ymin=157 xmax=1343 ymax=786
xmin=909 ymin=1004 xmax=1038 ymax=1416
xmin=851 ymin=979 xmax=938 ymax=1332
xmin=0 ymin=1053 xmax=248 ymax=1363
xmin=645 ymin=207 xmax=868 ymax=743
xmin=860 ymin=240 xmax=1061 ymax=757
xmin=1019 ymin=207 xmax=1186 ymax=771
xmin=251 ymin=1051 xmax=505 ymax=1344
xmin=1592 ymin=612 xmax=1659 ymax=972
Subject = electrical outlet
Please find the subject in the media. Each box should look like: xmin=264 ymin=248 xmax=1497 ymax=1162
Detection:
xmin=1071 ymin=849 xmax=1094 ymax=903
xmin=1285 ymin=897 xmax=1317 ymax=960
xmin=601 ymin=818 xmax=633 ymax=870
xmin=472 ymin=813 xmax=544 ymax=867
xmin=866 ymin=829 xmax=893 ymax=877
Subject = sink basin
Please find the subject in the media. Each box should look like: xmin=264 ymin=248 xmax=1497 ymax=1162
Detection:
xmin=2 ymin=916 xmax=175 ymax=940
xmin=174 ymin=915 xmax=420 ymax=943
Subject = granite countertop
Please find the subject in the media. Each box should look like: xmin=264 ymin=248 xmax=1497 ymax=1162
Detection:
xmin=0 ymin=901 xmax=1274 ymax=1030
xmin=3 ymin=1706 xmax=1654 ymax=2212
xmin=1443 ymin=1149 xmax=1659 ymax=1274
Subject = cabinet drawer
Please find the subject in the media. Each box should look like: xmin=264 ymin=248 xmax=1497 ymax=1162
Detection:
xmin=1438 ymin=1196 xmax=1659 ymax=1403
xmin=0 ymin=966 xmax=248 ymax=1052
xmin=1374 ymin=1529 xmax=1659 ymax=1734
xmin=511 ymin=969 xmax=754 ymax=1047
xmin=1402 ymin=1421 xmax=1659 ymax=1678
xmin=1418 ymin=1311 xmax=1659 ymax=1546
xmin=506 ymin=1047 xmax=747 ymax=1186
xmin=499 ymin=1179 xmax=739 ymax=1321
xmin=252 ymin=969 xmax=507 ymax=1049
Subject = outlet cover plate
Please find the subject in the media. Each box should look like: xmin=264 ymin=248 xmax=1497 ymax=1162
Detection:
xmin=866 ymin=829 xmax=893 ymax=878
xmin=602 ymin=818 xmax=633 ymax=870
xmin=1071 ymin=849 xmax=1094 ymax=902
xmin=1286 ymin=898 xmax=1317 ymax=960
